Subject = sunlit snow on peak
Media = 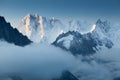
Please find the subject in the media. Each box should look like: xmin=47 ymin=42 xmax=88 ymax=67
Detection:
xmin=90 ymin=24 xmax=96 ymax=33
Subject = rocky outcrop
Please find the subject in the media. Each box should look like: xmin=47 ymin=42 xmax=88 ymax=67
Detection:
xmin=0 ymin=16 xmax=32 ymax=46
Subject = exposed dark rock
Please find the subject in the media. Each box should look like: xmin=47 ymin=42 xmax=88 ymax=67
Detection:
xmin=113 ymin=77 xmax=120 ymax=80
xmin=53 ymin=31 xmax=113 ymax=56
xmin=52 ymin=71 xmax=79 ymax=80
xmin=10 ymin=75 xmax=23 ymax=80
xmin=0 ymin=16 xmax=32 ymax=46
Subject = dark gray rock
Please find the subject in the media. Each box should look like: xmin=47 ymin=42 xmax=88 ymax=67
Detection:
xmin=52 ymin=71 xmax=79 ymax=80
xmin=10 ymin=75 xmax=23 ymax=80
xmin=53 ymin=30 xmax=113 ymax=56
xmin=0 ymin=16 xmax=32 ymax=46
xmin=113 ymin=77 xmax=120 ymax=80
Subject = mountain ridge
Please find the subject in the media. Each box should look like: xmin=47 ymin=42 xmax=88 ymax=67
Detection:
xmin=0 ymin=16 xmax=32 ymax=46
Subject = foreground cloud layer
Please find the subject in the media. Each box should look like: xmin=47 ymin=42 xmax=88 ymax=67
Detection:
xmin=0 ymin=42 xmax=79 ymax=80
xmin=0 ymin=42 xmax=120 ymax=80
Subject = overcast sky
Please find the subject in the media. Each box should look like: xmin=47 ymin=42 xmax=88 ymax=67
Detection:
xmin=0 ymin=0 xmax=120 ymax=27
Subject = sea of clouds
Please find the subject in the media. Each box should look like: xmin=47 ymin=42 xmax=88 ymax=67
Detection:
xmin=0 ymin=42 xmax=120 ymax=80
xmin=73 ymin=48 xmax=120 ymax=80
xmin=0 ymin=41 xmax=80 ymax=80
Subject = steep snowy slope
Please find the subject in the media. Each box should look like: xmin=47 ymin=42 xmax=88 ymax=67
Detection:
xmin=68 ymin=20 xmax=93 ymax=34
xmin=53 ymin=19 xmax=114 ymax=55
xmin=18 ymin=14 xmax=47 ymax=42
xmin=95 ymin=19 xmax=120 ymax=48
xmin=17 ymin=14 xmax=120 ymax=49
xmin=18 ymin=14 xmax=94 ymax=43
xmin=18 ymin=14 xmax=66 ymax=43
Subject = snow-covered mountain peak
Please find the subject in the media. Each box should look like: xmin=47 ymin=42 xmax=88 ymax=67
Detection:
xmin=18 ymin=14 xmax=46 ymax=42
xmin=17 ymin=14 xmax=120 ymax=46
xmin=90 ymin=24 xmax=96 ymax=33
xmin=53 ymin=30 xmax=113 ymax=55
xmin=23 ymin=14 xmax=40 ymax=22
xmin=17 ymin=14 xmax=67 ymax=43
xmin=96 ymin=19 xmax=111 ymax=33
xmin=68 ymin=20 xmax=93 ymax=34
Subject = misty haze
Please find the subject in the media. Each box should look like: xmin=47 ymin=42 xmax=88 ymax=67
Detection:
xmin=0 ymin=0 xmax=120 ymax=80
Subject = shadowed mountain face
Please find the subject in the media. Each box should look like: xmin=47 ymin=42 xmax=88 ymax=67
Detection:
xmin=53 ymin=71 xmax=79 ymax=80
xmin=114 ymin=77 xmax=120 ymax=80
xmin=53 ymin=31 xmax=113 ymax=56
xmin=0 ymin=16 xmax=32 ymax=46
xmin=52 ymin=19 xmax=115 ymax=56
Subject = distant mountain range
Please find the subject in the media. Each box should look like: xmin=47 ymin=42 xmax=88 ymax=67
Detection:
xmin=18 ymin=14 xmax=65 ymax=43
xmin=1 ymin=14 xmax=120 ymax=55
xmin=53 ymin=19 xmax=114 ymax=55
xmin=17 ymin=14 xmax=98 ymax=43
xmin=17 ymin=14 xmax=120 ymax=48
xmin=17 ymin=14 xmax=120 ymax=56
xmin=1 ymin=14 xmax=120 ymax=54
